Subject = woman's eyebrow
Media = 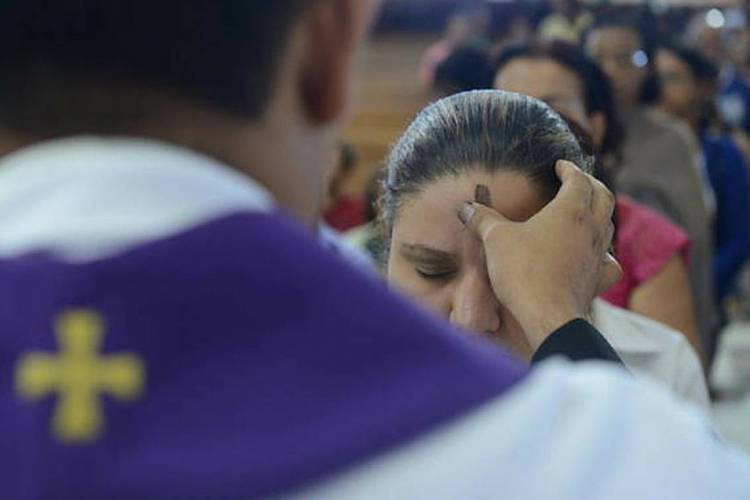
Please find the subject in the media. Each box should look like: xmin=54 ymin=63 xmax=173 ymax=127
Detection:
xmin=400 ymin=243 xmax=457 ymax=264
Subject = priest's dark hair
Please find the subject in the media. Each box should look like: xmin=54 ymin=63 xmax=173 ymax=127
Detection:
xmin=380 ymin=90 xmax=593 ymax=233
xmin=0 ymin=1 xmax=311 ymax=135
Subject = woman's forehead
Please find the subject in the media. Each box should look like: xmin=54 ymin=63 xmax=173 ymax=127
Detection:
xmin=395 ymin=172 xmax=548 ymax=234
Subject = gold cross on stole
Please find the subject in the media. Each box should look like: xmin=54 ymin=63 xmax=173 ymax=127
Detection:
xmin=15 ymin=309 xmax=145 ymax=443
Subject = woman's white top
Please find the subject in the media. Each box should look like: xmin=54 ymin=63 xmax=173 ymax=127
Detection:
xmin=593 ymin=298 xmax=710 ymax=412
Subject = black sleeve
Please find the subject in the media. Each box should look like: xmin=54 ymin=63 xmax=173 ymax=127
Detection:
xmin=531 ymin=319 xmax=624 ymax=366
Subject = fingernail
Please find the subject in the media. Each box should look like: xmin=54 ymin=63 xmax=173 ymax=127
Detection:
xmin=457 ymin=202 xmax=476 ymax=226
xmin=475 ymin=184 xmax=492 ymax=206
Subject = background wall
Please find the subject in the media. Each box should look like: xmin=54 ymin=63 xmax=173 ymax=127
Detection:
xmin=342 ymin=35 xmax=433 ymax=197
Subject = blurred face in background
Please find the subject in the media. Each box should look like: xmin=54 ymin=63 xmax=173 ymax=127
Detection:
xmin=656 ymin=49 xmax=701 ymax=124
xmin=495 ymin=57 xmax=607 ymax=149
xmin=586 ymin=27 xmax=647 ymax=112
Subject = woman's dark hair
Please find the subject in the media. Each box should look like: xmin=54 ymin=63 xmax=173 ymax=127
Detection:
xmin=381 ymin=90 xmax=593 ymax=232
xmin=658 ymin=43 xmax=719 ymax=83
xmin=494 ymin=41 xmax=623 ymax=155
xmin=657 ymin=42 xmax=722 ymax=131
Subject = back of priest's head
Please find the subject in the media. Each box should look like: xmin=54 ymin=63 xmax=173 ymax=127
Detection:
xmin=0 ymin=1 xmax=310 ymax=136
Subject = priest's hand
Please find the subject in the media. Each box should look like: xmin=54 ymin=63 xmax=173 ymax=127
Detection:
xmin=458 ymin=160 xmax=622 ymax=351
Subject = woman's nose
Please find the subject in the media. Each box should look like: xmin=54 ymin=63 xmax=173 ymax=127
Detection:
xmin=448 ymin=273 xmax=501 ymax=335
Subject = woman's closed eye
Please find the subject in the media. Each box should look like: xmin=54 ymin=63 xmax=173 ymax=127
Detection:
xmin=416 ymin=266 xmax=457 ymax=281
xmin=400 ymin=243 xmax=458 ymax=282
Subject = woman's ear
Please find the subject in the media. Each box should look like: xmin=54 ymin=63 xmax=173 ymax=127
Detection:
xmin=298 ymin=0 xmax=379 ymax=125
xmin=588 ymin=111 xmax=607 ymax=151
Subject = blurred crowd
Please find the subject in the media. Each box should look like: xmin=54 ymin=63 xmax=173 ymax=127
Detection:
xmin=324 ymin=1 xmax=750 ymax=387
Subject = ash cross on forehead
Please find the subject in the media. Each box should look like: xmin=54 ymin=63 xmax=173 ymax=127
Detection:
xmin=15 ymin=310 xmax=145 ymax=444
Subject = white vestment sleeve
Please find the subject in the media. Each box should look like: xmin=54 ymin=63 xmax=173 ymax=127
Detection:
xmin=281 ymin=360 xmax=750 ymax=500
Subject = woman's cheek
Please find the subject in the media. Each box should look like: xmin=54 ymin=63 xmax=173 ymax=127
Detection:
xmin=495 ymin=309 xmax=534 ymax=362
xmin=404 ymin=282 xmax=452 ymax=320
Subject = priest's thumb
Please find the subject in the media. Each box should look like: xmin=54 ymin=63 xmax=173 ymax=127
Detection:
xmin=457 ymin=202 xmax=513 ymax=241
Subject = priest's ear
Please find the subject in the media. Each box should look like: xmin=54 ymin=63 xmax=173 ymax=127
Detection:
xmin=298 ymin=0 xmax=381 ymax=125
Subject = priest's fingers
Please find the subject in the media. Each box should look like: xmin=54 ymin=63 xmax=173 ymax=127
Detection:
xmin=590 ymin=176 xmax=616 ymax=252
xmin=457 ymin=201 xmax=512 ymax=242
xmin=547 ymin=160 xmax=594 ymax=217
xmin=597 ymin=253 xmax=623 ymax=295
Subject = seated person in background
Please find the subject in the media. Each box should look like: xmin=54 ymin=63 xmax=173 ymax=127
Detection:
xmin=719 ymin=25 xmax=750 ymax=136
xmin=656 ymin=43 xmax=750 ymax=306
xmin=432 ymin=45 xmax=493 ymax=98
xmin=586 ymin=10 xmax=719 ymax=360
xmin=488 ymin=12 xmax=534 ymax=59
xmin=686 ymin=15 xmax=750 ymax=165
xmin=493 ymin=41 xmax=703 ymax=360
xmin=537 ymin=0 xmax=593 ymax=45
xmin=418 ymin=6 xmax=489 ymax=89
xmin=683 ymin=11 xmax=725 ymax=68
xmin=345 ymin=168 xmax=386 ymax=263
xmin=382 ymin=90 xmax=709 ymax=410
xmin=322 ymin=143 xmax=365 ymax=232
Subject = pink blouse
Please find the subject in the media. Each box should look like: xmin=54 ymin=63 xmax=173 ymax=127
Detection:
xmin=601 ymin=196 xmax=691 ymax=308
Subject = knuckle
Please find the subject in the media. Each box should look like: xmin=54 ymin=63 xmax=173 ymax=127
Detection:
xmin=577 ymin=193 xmax=591 ymax=212
xmin=611 ymin=261 xmax=624 ymax=281
xmin=606 ymin=187 xmax=615 ymax=205
xmin=593 ymin=177 xmax=613 ymax=199
xmin=571 ymin=168 xmax=588 ymax=184
xmin=581 ymin=179 xmax=595 ymax=202
xmin=575 ymin=205 xmax=589 ymax=224
xmin=607 ymin=222 xmax=616 ymax=243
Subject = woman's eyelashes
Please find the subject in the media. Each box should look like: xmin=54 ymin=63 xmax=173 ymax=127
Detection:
xmin=416 ymin=266 xmax=457 ymax=281
xmin=400 ymin=243 xmax=458 ymax=282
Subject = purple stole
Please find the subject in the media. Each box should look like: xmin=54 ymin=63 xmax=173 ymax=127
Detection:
xmin=1 ymin=212 xmax=526 ymax=498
